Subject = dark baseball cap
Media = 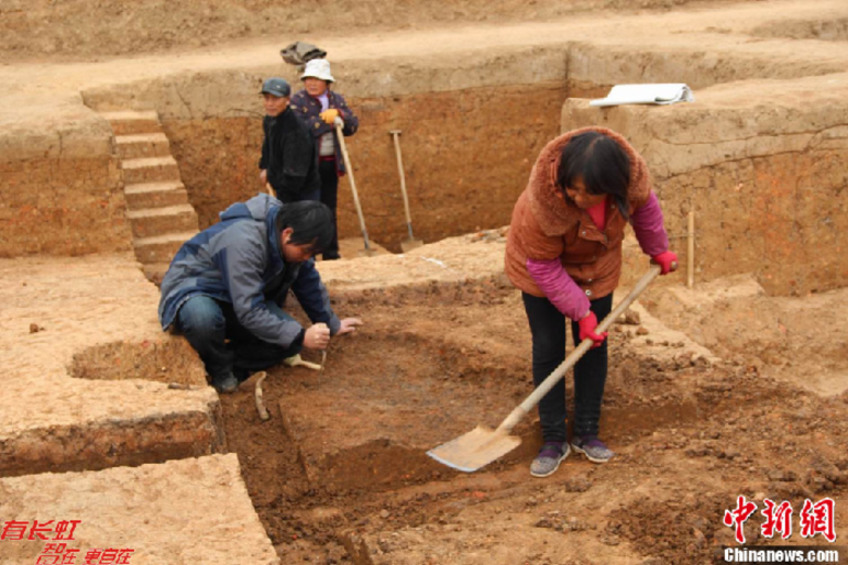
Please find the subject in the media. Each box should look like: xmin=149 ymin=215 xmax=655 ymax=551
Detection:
xmin=260 ymin=78 xmax=291 ymax=98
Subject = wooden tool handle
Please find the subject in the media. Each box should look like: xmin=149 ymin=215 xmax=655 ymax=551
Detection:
xmin=390 ymin=131 xmax=414 ymax=227
xmin=496 ymin=264 xmax=661 ymax=433
xmin=334 ymin=119 xmax=371 ymax=250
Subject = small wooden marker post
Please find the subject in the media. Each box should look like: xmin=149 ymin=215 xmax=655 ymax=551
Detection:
xmin=687 ymin=210 xmax=695 ymax=289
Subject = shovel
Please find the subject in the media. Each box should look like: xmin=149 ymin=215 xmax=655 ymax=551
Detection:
xmin=334 ymin=117 xmax=377 ymax=257
xmin=427 ymin=264 xmax=662 ymax=472
xmin=389 ymin=130 xmax=423 ymax=252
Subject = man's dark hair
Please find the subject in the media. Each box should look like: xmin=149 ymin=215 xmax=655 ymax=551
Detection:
xmin=276 ymin=200 xmax=334 ymax=254
xmin=557 ymin=131 xmax=631 ymax=220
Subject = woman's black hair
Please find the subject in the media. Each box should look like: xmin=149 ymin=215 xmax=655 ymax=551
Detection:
xmin=557 ymin=131 xmax=631 ymax=220
xmin=275 ymin=200 xmax=335 ymax=255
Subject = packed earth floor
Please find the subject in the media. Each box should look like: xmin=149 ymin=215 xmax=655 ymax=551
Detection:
xmin=1 ymin=1 xmax=847 ymax=564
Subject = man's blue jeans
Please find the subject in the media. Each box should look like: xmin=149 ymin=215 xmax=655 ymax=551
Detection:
xmin=175 ymin=295 xmax=302 ymax=385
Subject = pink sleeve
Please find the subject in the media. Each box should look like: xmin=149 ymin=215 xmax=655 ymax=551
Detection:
xmin=630 ymin=192 xmax=670 ymax=257
xmin=526 ymin=257 xmax=591 ymax=321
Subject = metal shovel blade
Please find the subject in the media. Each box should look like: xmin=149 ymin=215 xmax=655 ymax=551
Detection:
xmin=427 ymin=265 xmax=663 ymax=473
xmin=426 ymin=425 xmax=521 ymax=473
xmin=400 ymin=238 xmax=423 ymax=253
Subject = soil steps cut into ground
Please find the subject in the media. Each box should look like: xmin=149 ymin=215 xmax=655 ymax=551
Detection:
xmin=1 ymin=1 xmax=847 ymax=564
xmin=101 ymin=110 xmax=200 ymax=283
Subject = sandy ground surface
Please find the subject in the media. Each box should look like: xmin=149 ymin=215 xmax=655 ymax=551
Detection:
xmin=2 ymin=1 xmax=847 ymax=563
xmin=2 ymin=0 xmax=847 ymax=142
xmin=3 ymin=238 xmax=845 ymax=563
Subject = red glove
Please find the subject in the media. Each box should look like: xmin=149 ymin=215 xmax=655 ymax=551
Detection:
xmin=578 ymin=311 xmax=608 ymax=349
xmin=652 ymin=250 xmax=678 ymax=275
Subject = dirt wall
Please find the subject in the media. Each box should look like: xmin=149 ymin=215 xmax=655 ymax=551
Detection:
xmin=564 ymin=76 xmax=848 ymax=296
xmin=0 ymin=155 xmax=130 ymax=258
xmin=166 ymin=83 xmax=566 ymax=249
xmin=79 ymin=48 xmax=572 ymax=247
xmin=4 ymin=5 xmax=846 ymax=295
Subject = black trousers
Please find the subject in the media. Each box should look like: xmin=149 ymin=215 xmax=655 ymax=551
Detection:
xmin=319 ymin=159 xmax=340 ymax=259
xmin=521 ymin=291 xmax=612 ymax=442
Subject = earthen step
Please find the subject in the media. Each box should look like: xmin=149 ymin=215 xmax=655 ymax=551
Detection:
xmin=101 ymin=110 xmax=162 ymax=136
xmin=122 ymin=156 xmax=181 ymax=184
xmin=142 ymin=262 xmax=173 ymax=287
xmin=133 ymin=231 xmax=197 ymax=264
xmin=116 ymin=132 xmax=171 ymax=160
xmin=127 ymin=204 xmax=199 ymax=239
xmin=124 ymin=181 xmax=189 ymax=209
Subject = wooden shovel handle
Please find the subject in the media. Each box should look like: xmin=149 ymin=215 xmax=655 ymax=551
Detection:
xmin=496 ymin=264 xmax=662 ymax=434
xmin=390 ymin=131 xmax=414 ymax=227
xmin=334 ymin=119 xmax=372 ymax=250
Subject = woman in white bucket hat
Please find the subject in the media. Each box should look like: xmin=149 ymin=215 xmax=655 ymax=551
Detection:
xmin=291 ymin=58 xmax=359 ymax=261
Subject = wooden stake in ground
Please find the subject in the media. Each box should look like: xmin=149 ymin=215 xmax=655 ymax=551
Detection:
xmin=687 ymin=210 xmax=695 ymax=289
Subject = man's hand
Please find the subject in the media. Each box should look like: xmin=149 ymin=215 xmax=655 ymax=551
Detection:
xmin=320 ymin=109 xmax=340 ymax=125
xmin=336 ymin=317 xmax=363 ymax=336
xmin=303 ymin=322 xmax=330 ymax=350
xmin=259 ymin=169 xmax=267 ymax=183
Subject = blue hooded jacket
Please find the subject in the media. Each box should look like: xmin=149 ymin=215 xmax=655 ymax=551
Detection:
xmin=158 ymin=193 xmax=341 ymax=347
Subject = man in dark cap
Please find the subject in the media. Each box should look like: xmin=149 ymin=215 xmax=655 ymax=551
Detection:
xmin=258 ymin=77 xmax=320 ymax=202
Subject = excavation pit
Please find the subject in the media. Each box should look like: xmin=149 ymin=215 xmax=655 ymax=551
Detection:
xmin=70 ymin=338 xmax=207 ymax=387
xmin=213 ymin=278 xmax=726 ymax=553
xmin=3 ymin=2 xmax=848 ymax=563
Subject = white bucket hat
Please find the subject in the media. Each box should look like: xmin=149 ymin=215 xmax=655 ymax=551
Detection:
xmin=301 ymin=58 xmax=335 ymax=83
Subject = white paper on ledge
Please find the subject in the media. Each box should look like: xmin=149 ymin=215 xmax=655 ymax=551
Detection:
xmin=589 ymin=83 xmax=694 ymax=107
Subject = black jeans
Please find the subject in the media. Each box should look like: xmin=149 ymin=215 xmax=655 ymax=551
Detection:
xmin=319 ymin=159 xmax=340 ymax=259
xmin=522 ymin=291 xmax=612 ymax=442
xmin=175 ymin=296 xmax=302 ymax=385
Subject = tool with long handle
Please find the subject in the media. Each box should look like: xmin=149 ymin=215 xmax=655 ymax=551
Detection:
xmin=334 ymin=117 xmax=376 ymax=256
xmin=389 ymin=130 xmax=423 ymax=252
xmin=427 ymin=264 xmax=663 ymax=473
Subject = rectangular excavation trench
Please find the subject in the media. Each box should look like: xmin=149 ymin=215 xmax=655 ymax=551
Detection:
xmin=0 ymin=338 xmax=223 ymax=478
xmin=0 ymin=9 xmax=845 ymax=563
xmin=160 ymin=82 xmax=567 ymax=252
xmin=0 ymin=26 xmax=821 ymax=295
xmin=213 ymin=279 xmax=710 ymax=556
xmin=69 ymin=31 xmax=847 ymax=297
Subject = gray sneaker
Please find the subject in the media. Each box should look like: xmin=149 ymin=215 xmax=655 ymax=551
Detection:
xmin=571 ymin=435 xmax=614 ymax=463
xmin=530 ymin=442 xmax=570 ymax=478
xmin=213 ymin=374 xmax=239 ymax=394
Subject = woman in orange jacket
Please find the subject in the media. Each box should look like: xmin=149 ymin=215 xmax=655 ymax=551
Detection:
xmin=505 ymin=127 xmax=677 ymax=477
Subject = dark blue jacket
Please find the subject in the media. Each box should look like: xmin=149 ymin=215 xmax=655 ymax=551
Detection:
xmin=290 ymin=89 xmax=358 ymax=175
xmin=158 ymin=194 xmax=341 ymax=347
